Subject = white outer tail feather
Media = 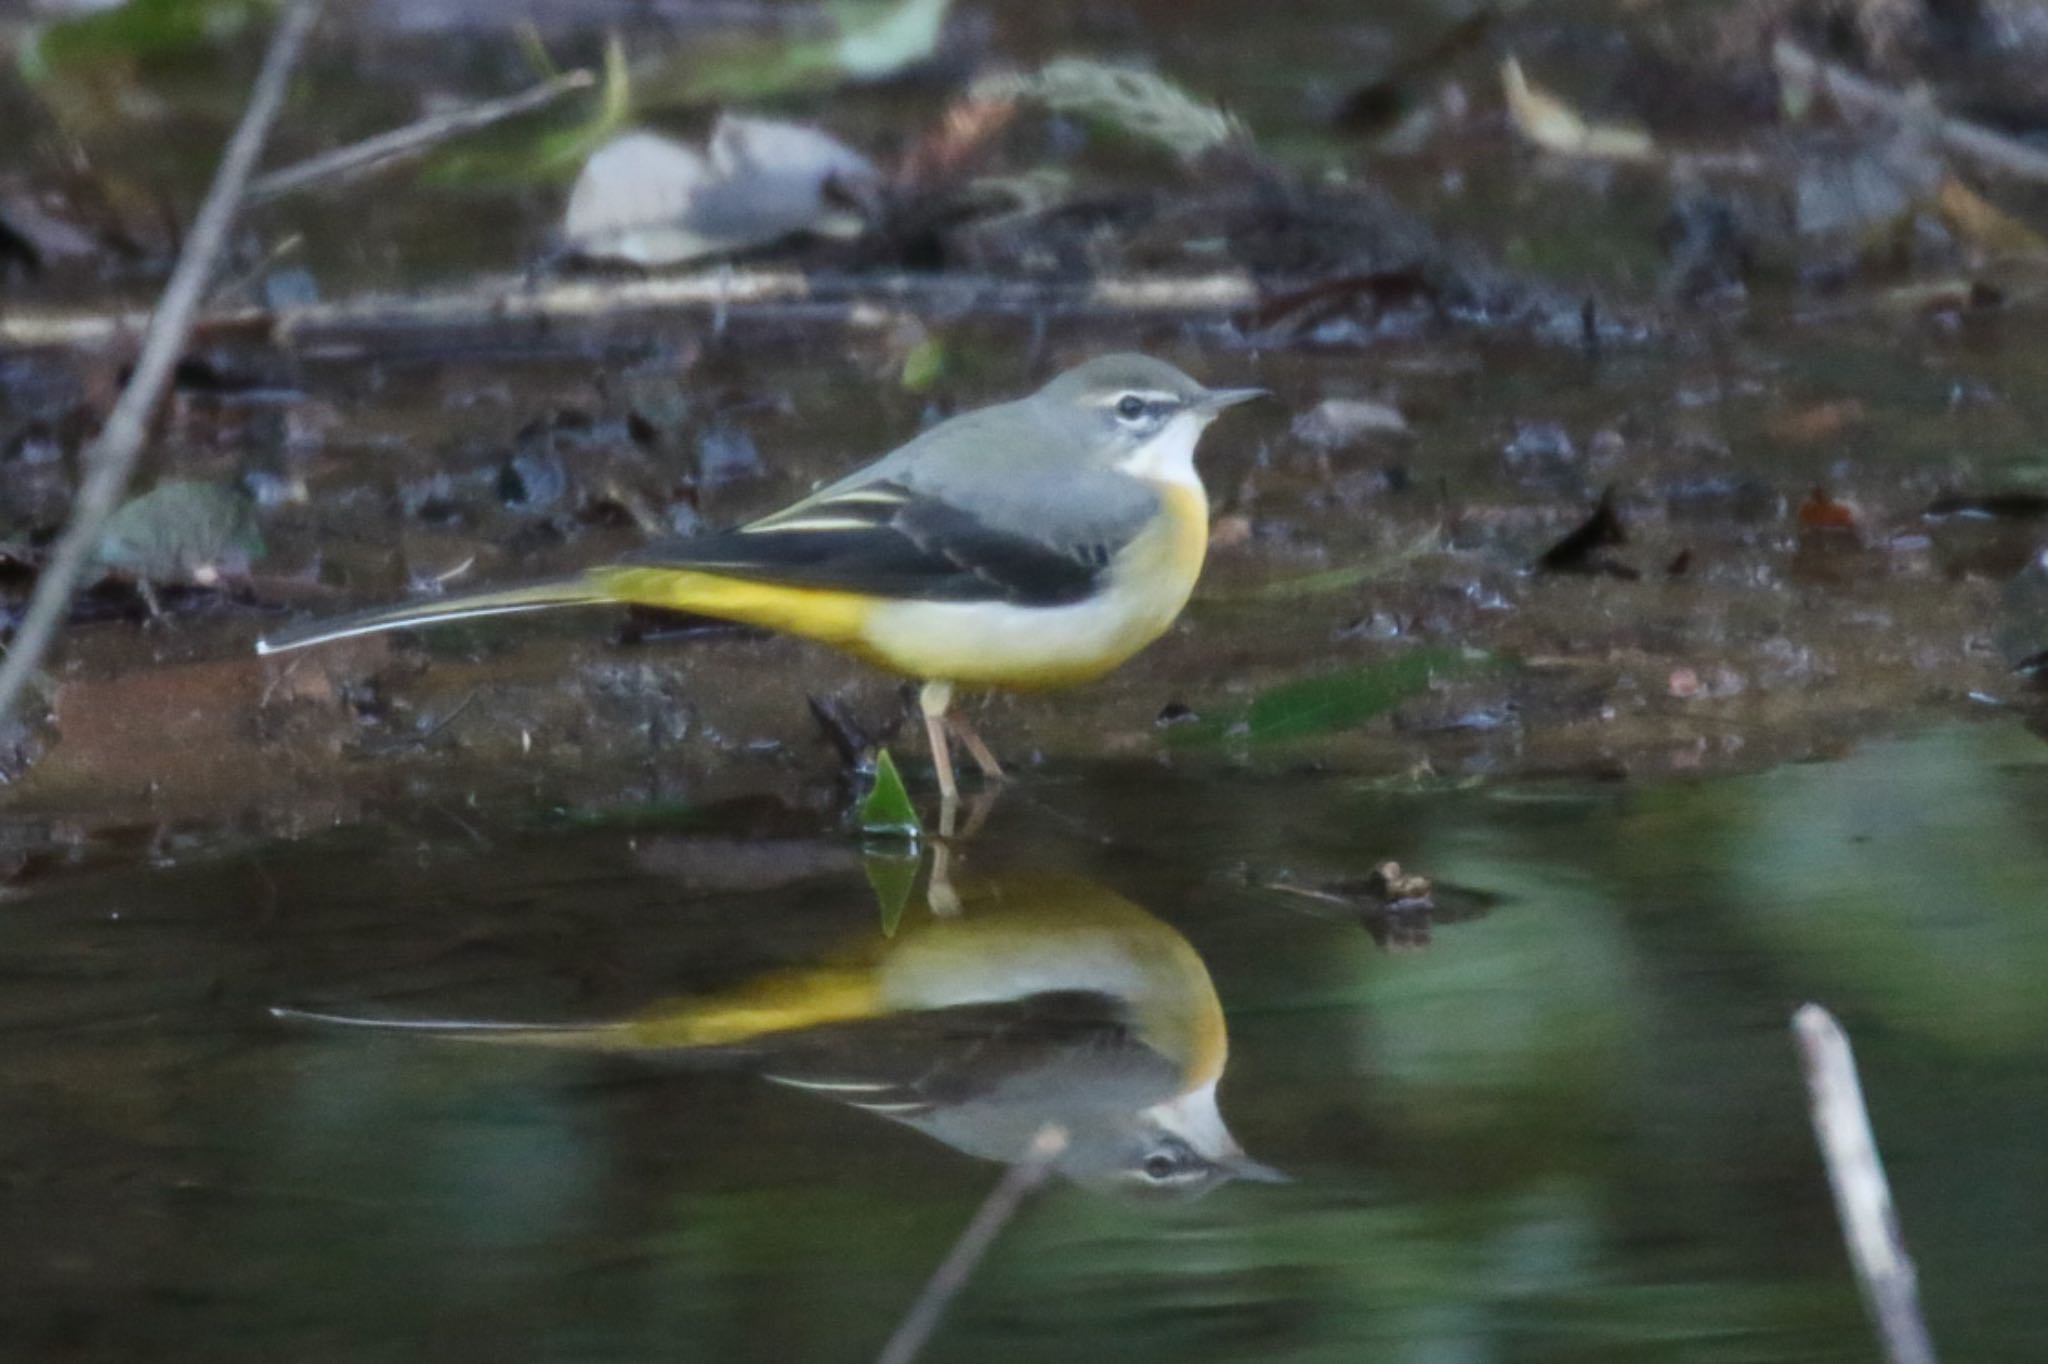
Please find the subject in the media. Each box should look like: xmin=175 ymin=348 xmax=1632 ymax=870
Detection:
xmin=254 ymin=578 xmax=611 ymax=655
xmin=269 ymin=1005 xmax=619 ymax=1046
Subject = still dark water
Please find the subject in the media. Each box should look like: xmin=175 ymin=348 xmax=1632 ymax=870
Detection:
xmin=6 ymin=720 xmax=2045 ymax=1363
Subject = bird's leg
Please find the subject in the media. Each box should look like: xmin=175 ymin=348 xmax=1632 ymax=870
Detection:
xmin=944 ymin=711 xmax=1005 ymax=783
xmin=928 ymin=840 xmax=962 ymax=916
xmin=926 ymin=781 xmax=1001 ymax=918
xmin=955 ymin=785 xmax=1001 ymax=840
xmin=919 ymin=679 xmax=959 ymax=807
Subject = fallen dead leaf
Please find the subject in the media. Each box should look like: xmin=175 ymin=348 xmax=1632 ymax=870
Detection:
xmin=1797 ymin=487 xmax=1860 ymax=532
xmin=1935 ymin=177 xmax=2048 ymax=260
xmin=1291 ymin=396 xmax=1410 ymax=448
xmin=896 ymin=93 xmax=1019 ymax=186
xmin=1500 ymin=56 xmax=1656 ymax=164
xmin=1768 ymin=398 xmax=1867 ymax=444
xmin=1208 ymin=513 xmax=1253 ymax=550
xmin=1535 ymin=486 xmax=1635 ymax=576
xmin=564 ymin=118 xmax=879 ymax=267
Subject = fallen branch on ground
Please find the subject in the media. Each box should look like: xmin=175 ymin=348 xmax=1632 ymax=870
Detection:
xmin=0 ymin=0 xmax=324 ymax=728
xmin=0 ymin=269 xmax=1267 ymax=352
xmin=1791 ymin=1003 xmax=1940 ymax=1364
xmin=1774 ymin=39 xmax=2048 ymax=185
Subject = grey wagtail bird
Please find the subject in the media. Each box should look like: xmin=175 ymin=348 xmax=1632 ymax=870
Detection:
xmin=274 ymin=872 xmax=1281 ymax=1195
xmin=255 ymin=355 xmax=1264 ymax=801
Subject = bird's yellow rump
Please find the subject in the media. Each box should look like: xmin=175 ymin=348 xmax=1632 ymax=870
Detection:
xmin=257 ymin=355 xmax=1264 ymax=799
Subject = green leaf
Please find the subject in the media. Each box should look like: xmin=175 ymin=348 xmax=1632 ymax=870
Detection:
xmin=643 ymin=0 xmax=948 ymax=107
xmin=973 ymin=58 xmax=1247 ymax=165
xmin=1167 ymin=648 xmax=1495 ymax=748
xmin=900 ymin=337 xmax=947 ymax=393
xmin=829 ymin=0 xmax=952 ymax=80
xmin=863 ymin=850 xmax=919 ymax=936
xmin=858 ymin=748 xmax=921 ymax=837
xmin=643 ymin=39 xmax=837 ymax=107
xmin=424 ymin=33 xmax=630 ymax=187
xmin=22 ymin=0 xmax=270 ymax=84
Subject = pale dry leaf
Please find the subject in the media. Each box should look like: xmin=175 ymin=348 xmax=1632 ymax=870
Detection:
xmin=704 ymin=114 xmax=880 ymax=234
xmin=1500 ymin=55 xmax=1655 ymax=163
xmin=563 ymin=131 xmax=715 ymax=265
xmin=1291 ymin=397 xmax=1410 ymax=448
xmin=563 ymin=118 xmax=879 ymax=267
xmin=1935 ymin=177 xmax=2048 ymax=259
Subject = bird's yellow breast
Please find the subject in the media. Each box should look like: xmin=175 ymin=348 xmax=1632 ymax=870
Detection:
xmin=854 ymin=478 xmax=1209 ymax=690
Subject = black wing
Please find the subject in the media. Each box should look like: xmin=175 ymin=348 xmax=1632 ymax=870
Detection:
xmin=623 ymin=480 xmax=1122 ymax=607
xmin=738 ymin=990 xmax=1165 ymax=1117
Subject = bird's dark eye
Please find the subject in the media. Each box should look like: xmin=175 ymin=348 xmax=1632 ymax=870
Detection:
xmin=1116 ymin=394 xmax=1148 ymax=420
xmin=1143 ymin=1152 xmax=1178 ymax=1180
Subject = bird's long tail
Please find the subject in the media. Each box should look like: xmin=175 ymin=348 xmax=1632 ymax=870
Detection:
xmin=272 ymin=967 xmax=882 ymax=1053
xmin=268 ymin=1005 xmax=633 ymax=1049
xmin=255 ymin=576 xmax=612 ymax=655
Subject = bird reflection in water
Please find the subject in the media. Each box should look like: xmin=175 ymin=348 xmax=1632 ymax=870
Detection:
xmin=276 ymin=873 xmax=1282 ymax=1196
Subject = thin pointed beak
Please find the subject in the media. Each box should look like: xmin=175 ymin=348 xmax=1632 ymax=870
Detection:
xmin=1197 ymin=386 xmax=1269 ymax=413
xmin=1226 ymin=1154 xmax=1292 ymax=1184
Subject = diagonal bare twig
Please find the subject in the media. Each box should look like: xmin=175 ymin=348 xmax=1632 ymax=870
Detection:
xmin=874 ymin=1123 xmax=1069 ymax=1364
xmin=1792 ymin=1003 xmax=1940 ymax=1364
xmin=246 ymin=66 xmax=596 ymax=202
xmin=0 ymin=0 xmax=325 ymax=728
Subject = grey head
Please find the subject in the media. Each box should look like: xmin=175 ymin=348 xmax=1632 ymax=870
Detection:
xmin=1061 ymin=1110 xmax=1291 ymax=1201
xmin=895 ymin=1064 xmax=1286 ymax=1201
xmin=1029 ymin=353 xmax=1266 ymax=466
xmin=825 ymin=351 xmax=1265 ymax=536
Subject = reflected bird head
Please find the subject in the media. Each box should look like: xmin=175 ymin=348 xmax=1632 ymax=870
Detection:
xmin=1056 ymin=1078 xmax=1288 ymax=1199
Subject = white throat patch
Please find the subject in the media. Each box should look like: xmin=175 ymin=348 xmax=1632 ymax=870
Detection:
xmin=1142 ymin=1079 xmax=1243 ymax=1161
xmin=1115 ymin=412 xmax=1207 ymax=490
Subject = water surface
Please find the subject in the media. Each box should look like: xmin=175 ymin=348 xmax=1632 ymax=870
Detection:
xmin=7 ymin=721 xmax=2044 ymax=1363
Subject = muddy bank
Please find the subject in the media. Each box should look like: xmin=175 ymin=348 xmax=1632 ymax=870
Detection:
xmin=7 ymin=0 xmax=2048 ymax=847
xmin=2 ymin=313 xmax=2041 ymax=843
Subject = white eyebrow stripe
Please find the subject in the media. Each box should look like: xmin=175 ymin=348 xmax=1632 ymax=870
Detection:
xmin=1094 ymin=389 xmax=1182 ymax=406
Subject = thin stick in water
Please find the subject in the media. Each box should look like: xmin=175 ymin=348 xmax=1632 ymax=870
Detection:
xmin=1791 ymin=1002 xmax=1940 ymax=1364
xmin=874 ymin=1123 xmax=1069 ymax=1364
xmin=0 ymin=0 xmax=324 ymax=727
xmin=246 ymin=67 xmax=596 ymax=202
